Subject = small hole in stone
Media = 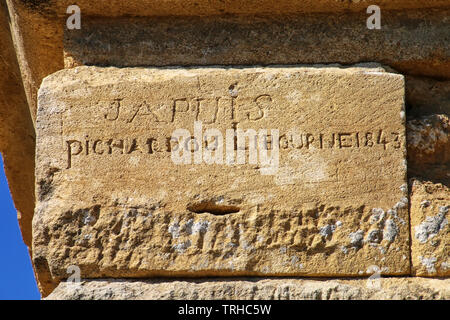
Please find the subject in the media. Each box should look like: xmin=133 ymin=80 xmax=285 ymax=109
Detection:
xmin=187 ymin=202 xmax=240 ymax=215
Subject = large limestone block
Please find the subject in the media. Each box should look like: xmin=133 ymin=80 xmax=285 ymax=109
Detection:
xmin=45 ymin=278 xmax=450 ymax=300
xmin=34 ymin=65 xmax=408 ymax=289
xmin=410 ymin=180 xmax=449 ymax=277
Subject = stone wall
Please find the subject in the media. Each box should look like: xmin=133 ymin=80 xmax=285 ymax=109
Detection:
xmin=0 ymin=0 xmax=448 ymax=299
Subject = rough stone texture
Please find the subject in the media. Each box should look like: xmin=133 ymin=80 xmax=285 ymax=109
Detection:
xmin=407 ymin=114 xmax=449 ymax=277
xmin=0 ymin=0 xmax=35 ymax=247
xmin=64 ymin=10 xmax=450 ymax=79
xmin=407 ymin=114 xmax=450 ymax=167
xmin=407 ymin=114 xmax=450 ymax=185
xmin=34 ymin=65 xmax=409 ymax=297
xmin=405 ymin=77 xmax=450 ymax=117
xmin=6 ymin=0 xmax=63 ymax=123
xmin=45 ymin=278 xmax=450 ymax=300
xmin=14 ymin=0 xmax=450 ymax=17
xmin=410 ymin=180 xmax=449 ymax=277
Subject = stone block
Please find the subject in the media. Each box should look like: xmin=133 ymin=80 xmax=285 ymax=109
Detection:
xmin=34 ymin=65 xmax=409 ymax=287
xmin=410 ymin=180 xmax=449 ymax=276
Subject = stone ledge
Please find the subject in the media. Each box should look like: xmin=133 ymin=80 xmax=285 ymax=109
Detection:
xmin=64 ymin=11 xmax=450 ymax=79
xmin=45 ymin=277 xmax=450 ymax=300
xmin=14 ymin=0 xmax=450 ymax=17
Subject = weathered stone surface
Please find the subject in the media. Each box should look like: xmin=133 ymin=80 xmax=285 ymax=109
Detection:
xmin=405 ymin=114 xmax=449 ymax=277
xmin=34 ymin=65 xmax=408 ymax=296
xmin=14 ymin=0 xmax=450 ymax=17
xmin=0 ymin=0 xmax=35 ymax=247
xmin=406 ymin=77 xmax=450 ymax=117
xmin=6 ymin=0 xmax=63 ymax=123
xmin=64 ymin=10 xmax=450 ymax=79
xmin=407 ymin=114 xmax=450 ymax=167
xmin=46 ymin=278 xmax=450 ymax=300
xmin=407 ymin=114 xmax=450 ymax=185
xmin=410 ymin=179 xmax=449 ymax=277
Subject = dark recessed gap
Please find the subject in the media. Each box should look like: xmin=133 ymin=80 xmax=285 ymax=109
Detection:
xmin=187 ymin=202 xmax=240 ymax=215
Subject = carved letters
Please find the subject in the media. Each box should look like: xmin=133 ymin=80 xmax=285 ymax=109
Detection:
xmin=65 ymin=129 xmax=403 ymax=168
xmin=101 ymin=94 xmax=270 ymax=125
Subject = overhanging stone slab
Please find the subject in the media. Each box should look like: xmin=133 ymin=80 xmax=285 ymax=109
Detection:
xmin=64 ymin=11 xmax=450 ymax=79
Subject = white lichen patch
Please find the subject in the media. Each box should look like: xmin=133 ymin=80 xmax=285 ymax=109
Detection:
xmin=383 ymin=219 xmax=399 ymax=243
xmin=414 ymin=209 xmax=448 ymax=243
xmin=387 ymin=200 xmax=407 ymax=226
xmin=319 ymin=224 xmax=336 ymax=238
xmin=419 ymin=256 xmax=437 ymax=274
xmin=368 ymin=205 xmax=402 ymax=244
xmin=168 ymin=221 xmax=180 ymax=238
xmin=366 ymin=229 xmax=382 ymax=244
xmin=192 ymin=220 xmax=210 ymax=234
xmin=393 ymin=197 xmax=408 ymax=211
xmin=172 ymin=240 xmax=191 ymax=254
xmin=370 ymin=208 xmax=385 ymax=224
xmin=349 ymin=230 xmax=364 ymax=248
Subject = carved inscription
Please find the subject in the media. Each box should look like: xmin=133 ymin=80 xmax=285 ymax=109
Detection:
xmin=65 ymin=129 xmax=403 ymax=168
xmin=37 ymin=65 xmax=409 ymax=278
xmin=63 ymin=87 xmax=405 ymax=169
xmin=279 ymin=130 xmax=402 ymax=150
xmin=100 ymin=94 xmax=271 ymax=125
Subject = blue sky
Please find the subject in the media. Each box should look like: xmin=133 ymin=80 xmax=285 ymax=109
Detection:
xmin=0 ymin=154 xmax=40 ymax=300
